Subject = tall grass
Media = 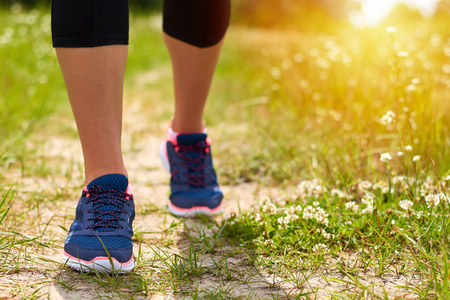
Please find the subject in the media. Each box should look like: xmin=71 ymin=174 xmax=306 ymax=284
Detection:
xmin=209 ymin=22 xmax=450 ymax=185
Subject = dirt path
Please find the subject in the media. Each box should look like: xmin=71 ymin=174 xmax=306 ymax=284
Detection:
xmin=1 ymin=66 xmax=425 ymax=299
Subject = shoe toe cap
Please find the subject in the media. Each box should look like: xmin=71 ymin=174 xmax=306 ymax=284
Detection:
xmin=170 ymin=189 xmax=223 ymax=209
xmin=64 ymin=240 xmax=133 ymax=263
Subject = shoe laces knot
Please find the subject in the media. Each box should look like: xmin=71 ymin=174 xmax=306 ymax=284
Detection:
xmin=83 ymin=186 xmax=133 ymax=230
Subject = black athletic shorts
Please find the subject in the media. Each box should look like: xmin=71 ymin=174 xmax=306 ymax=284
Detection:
xmin=51 ymin=0 xmax=230 ymax=48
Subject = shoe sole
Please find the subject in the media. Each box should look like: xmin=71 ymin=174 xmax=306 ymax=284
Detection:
xmin=62 ymin=251 xmax=135 ymax=273
xmin=159 ymin=140 xmax=223 ymax=217
xmin=169 ymin=202 xmax=223 ymax=217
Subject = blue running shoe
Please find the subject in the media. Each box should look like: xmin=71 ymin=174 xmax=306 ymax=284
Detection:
xmin=62 ymin=174 xmax=135 ymax=273
xmin=159 ymin=130 xmax=223 ymax=217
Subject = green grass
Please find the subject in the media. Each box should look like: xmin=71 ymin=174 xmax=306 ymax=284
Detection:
xmin=0 ymin=4 xmax=449 ymax=299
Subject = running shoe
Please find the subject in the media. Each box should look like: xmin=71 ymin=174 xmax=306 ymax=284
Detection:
xmin=159 ymin=129 xmax=223 ymax=217
xmin=62 ymin=174 xmax=135 ymax=273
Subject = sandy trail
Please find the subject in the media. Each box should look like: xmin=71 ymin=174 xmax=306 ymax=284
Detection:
xmin=1 ymin=68 xmax=424 ymax=299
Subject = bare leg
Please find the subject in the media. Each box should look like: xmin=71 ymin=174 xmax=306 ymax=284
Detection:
xmin=163 ymin=33 xmax=224 ymax=133
xmin=55 ymin=46 xmax=128 ymax=185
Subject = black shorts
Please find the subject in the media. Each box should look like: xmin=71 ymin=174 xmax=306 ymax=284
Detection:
xmin=51 ymin=0 xmax=230 ymax=48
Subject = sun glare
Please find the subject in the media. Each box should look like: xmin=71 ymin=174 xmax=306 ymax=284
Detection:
xmin=358 ymin=0 xmax=441 ymax=27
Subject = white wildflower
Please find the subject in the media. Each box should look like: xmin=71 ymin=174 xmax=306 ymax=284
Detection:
xmin=399 ymin=200 xmax=414 ymax=211
xmin=381 ymin=110 xmax=395 ymax=126
xmin=323 ymin=231 xmax=335 ymax=241
xmin=361 ymin=194 xmax=374 ymax=206
xmin=414 ymin=211 xmax=424 ymax=219
xmin=413 ymin=155 xmax=420 ymax=162
xmin=397 ymin=151 xmax=404 ymax=157
xmin=345 ymin=201 xmax=359 ymax=213
xmin=277 ymin=217 xmax=290 ymax=229
xmin=380 ymin=152 xmax=392 ymax=163
xmin=286 ymin=205 xmax=302 ymax=215
xmin=285 ymin=213 xmax=299 ymax=222
xmin=255 ymin=213 xmax=262 ymax=222
xmin=372 ymin=183 xmax=384 ymax=190
xmin=405 ymin=145 xmax=413 ymax=152
xmin=444 ymin=175 xmax=450 ymax=181
xmin=331 ymin=189 xmax=346 ymax=198
xmin=312 ymin=243 xmax=329 ymax=253
xmin=264 ymin=239 xmax=274 ymax=246
xmin=344 ymin=220 xmax=352 ymax=225
xmin=425 ymin=194 xmax=440 ymax=209
xmin=361 ymin=194 xmax=376 ymax=214
xmin=262 ymin=202 xmax=277 ymax=215
xmin=297 ymin=179 xmax=326 ymax=199
xmin=303 ymin=205 xmax=329 ymax=226
xmin=359 ymin=180 xmax=373 ymax=190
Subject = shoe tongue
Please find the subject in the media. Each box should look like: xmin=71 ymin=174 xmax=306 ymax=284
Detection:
xmin=87 ymin=174 xmax=128 ymax=192
xmin=177 ymin=133 xmax=207 ymax=145
xmin=87 ymin=174 xmax=129 ymax=232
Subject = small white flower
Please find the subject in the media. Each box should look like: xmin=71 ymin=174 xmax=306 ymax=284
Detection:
xmin=344 ymin=221 xmax=352 ymax=225
xmin=303 ymin=205 xmax=329 ymax=226
xmin=312 ymin=243 xmax=329 ymax=253
xmin=322 ymin=232 xmax=335 ymax=241
xmin=262 ymin=202 xmax=277 ymax=215
xmin=397 ymin=151 xmax=404 ymax=157
xmin=391 ymin=220 xmax=395 ymax=225
xmin=444 ymin=175 xmax=450 ymax=181
xmin=380 ymin=153 xmax=392 ymax=163
xmin=413 ymin=155 xmax=420 ymax=162
xmin=345 ymin=201 xmax=359 ymax=213
xmin=381 ymin=110 xmax=396 ymax=126
xmin=277 ymin=216 xmax=290 ymax=229
xmin=264 ymin=239 xmax=274 ymax=246
xmin=361 ymin=194 xmax=375 ymax=214
xmin=359 ymin=180 xmax=373 ymax=190
xmin=362 ymin=206 xmax=375 ymax=214
xmin=331 ymin=189 xmax=346 ymax=198
xmin=255 ymin=213 xmax=262 ymax=222
xmin=425 ymin=194 xmax=440 ymax=209
xmin=405 ymin=145 xmax=413 ymax=152
xmin=286 ymin=205 xmax=301 ymax=215
xmin=399 ymin=200 xmax=414 ymax=211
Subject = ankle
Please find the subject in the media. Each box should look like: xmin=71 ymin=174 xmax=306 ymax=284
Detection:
xmin=171 ymin=118 xmax=205 ymax=133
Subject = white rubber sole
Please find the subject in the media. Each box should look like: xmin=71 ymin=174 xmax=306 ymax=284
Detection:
xmin=159 ymin=140 xmax=223 ymax=218
xmin=169 ymin=202 xmax=223 ymax=217
xmin=63 ymin=251 xmax=135 ymax=273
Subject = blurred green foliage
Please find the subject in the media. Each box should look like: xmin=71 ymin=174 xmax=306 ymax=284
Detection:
xmin=1 ymin=0 xmax=162 ymax=11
